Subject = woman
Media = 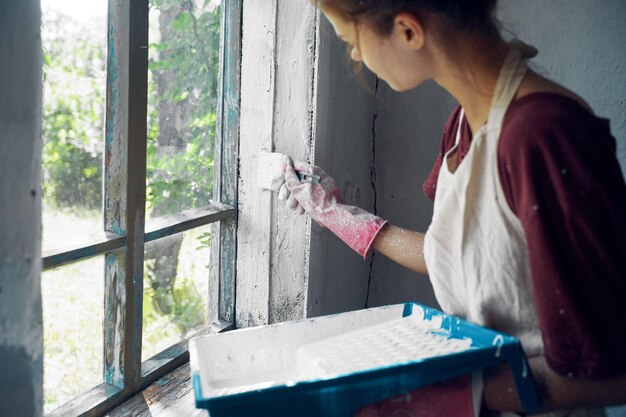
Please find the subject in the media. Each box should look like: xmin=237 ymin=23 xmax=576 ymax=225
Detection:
xmin=279 ymin=1 xmax=626 ymax=416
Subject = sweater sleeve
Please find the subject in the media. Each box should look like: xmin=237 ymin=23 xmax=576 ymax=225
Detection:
xmin=497 ymin=98 xmax=626 ymax=379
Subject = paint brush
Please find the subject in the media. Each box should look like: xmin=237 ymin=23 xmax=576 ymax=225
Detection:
xmin=256 ymin=149 xmax=320 ymax=192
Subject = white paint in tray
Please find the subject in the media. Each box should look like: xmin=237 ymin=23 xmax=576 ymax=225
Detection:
xmin=191 ymin=305 xmax=473 ymax=398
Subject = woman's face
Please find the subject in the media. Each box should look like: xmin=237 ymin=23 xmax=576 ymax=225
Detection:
xmin=324 ymin=9 xmax=433 ymax=92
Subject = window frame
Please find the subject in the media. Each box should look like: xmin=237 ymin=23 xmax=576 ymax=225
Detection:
xmin=43 ymin=0 xmax=242 ymax=415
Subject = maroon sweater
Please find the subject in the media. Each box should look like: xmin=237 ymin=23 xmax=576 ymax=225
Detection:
xmin=423 ymin=93 xmax=626 ymax=379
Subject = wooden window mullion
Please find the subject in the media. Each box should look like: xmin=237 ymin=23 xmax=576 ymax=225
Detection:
xmin=104 ymin=0 xmax=149 ymax=389
xmin=210 ymin=0 xmax=242 ymax=325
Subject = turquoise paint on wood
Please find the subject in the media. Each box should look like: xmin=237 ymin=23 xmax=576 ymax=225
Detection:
xmin=103 ymin=0 xmax=149 ymax=389
xmin=104 ymin=0 xmax=127 ymax=237
xmin=211 ymin=0 xmax=242 ymax=325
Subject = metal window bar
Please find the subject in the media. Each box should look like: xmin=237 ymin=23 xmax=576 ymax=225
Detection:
xmin=44 ymin=0 xmax=242 ymax=415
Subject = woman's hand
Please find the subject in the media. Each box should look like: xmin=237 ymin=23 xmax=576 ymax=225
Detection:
xmin=280 ymin=159 xmax=387 ymax=259
xmin=278 ymin=160 xmax=429 ymax=268
xmin=279 ymin=159 xmax=343 ymax=218
xmin=279 ymin=160 xmax=430 ymax=269
xmin=484 ymin=356 xmax=626 ymax=413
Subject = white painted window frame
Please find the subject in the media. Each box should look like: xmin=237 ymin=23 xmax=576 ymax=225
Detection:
xmin=234 ymin=0 xmax=320 ymax=328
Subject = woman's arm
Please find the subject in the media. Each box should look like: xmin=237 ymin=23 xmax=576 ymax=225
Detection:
xmin=484 ymin=356 xmax=626 ymax=413
xmin=371 ymin=224 xmax=428 ymax=275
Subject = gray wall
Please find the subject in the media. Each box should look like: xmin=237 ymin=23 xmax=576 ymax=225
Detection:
xmin=499 ymin=0 xmax=626 ymax=175
xmin=366 ymin=82 xmax=455 ymax=309
xmin=0 ymin=1 xmax=44 ymax=416
xmin=307 ymin=16 xmax=379 ymax=317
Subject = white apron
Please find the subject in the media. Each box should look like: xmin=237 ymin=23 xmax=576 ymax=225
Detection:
xmin=423 ymin=47 xmax=606 ymax=417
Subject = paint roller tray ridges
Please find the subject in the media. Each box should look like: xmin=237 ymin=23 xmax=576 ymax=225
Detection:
xmin=190 ymin=302 xmax=542 ymax=417
xmin=300 ymin=315 xmax=473 ymax=378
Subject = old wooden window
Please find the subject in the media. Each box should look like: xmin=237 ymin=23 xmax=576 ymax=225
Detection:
xmin=40 ymin=0 xmax=241 ymax=414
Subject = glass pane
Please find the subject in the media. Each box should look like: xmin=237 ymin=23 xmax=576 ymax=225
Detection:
xmin=146 ymin=1 xmax=222 ymax=218
xmin=41 ymin=0 xmax=107 ymax=250
xmin=42 ymin=256 xmax=104 ymax=413
xmin=142 ymin=226 xmax=212 ymax=361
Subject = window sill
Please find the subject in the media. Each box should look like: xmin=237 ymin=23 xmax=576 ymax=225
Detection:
xmin=106 ymin=361 xmax=202 ymax=417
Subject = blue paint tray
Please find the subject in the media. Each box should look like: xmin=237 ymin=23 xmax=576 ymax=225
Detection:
xmin=190 ymin=303 xmax=541 ymax=416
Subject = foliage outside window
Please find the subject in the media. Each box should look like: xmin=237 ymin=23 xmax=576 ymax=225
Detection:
xmin=40 ymin=0 xmax=234 ymax=413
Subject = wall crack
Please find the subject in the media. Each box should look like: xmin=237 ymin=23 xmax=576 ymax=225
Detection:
xmin=365 ymin=77 xmax=379 ymax=309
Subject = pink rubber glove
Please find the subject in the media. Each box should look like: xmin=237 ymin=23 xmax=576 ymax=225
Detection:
xmin=355 ymin=374 xmax=478 ymax=417
xmin=280 ymin=160 xmax=387 ymax=259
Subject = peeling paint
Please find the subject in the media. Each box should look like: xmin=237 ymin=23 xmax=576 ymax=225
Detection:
xmin=104 ymin=252 xmax=125 ymax=387
xmin=268 ymin=0 xmax=318 ymax=325
xmin=236 ymin=0 xmax=277 ymax=328
xmin=106 ymin=24 xmax=119 ymax=148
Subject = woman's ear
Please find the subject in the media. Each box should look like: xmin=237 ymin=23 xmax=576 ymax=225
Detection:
xmin=393 ymin=12 xmax=425 ymax=50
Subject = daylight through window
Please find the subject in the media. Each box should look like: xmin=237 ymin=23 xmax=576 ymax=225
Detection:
xmin=40 ymin=0 xmax=240 ymax=414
